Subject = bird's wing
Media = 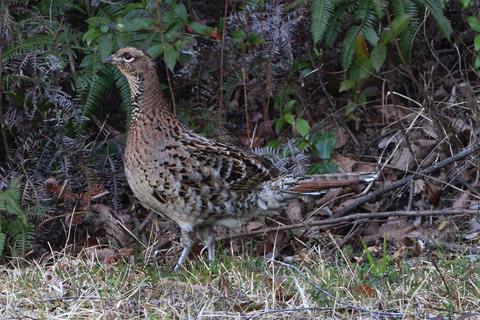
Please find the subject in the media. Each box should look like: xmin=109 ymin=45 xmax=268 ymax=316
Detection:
xmin=178 ymin=134 xmax=276 ymax=193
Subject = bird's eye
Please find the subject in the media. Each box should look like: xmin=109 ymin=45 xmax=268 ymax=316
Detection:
xmin=123 ymin=53 xmax=133 ymax=61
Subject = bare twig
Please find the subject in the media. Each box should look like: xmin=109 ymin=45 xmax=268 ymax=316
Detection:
xmin=219 ymin=209 xmax=480 ymax=241
xmin=334 ymin=146 xmax=480 ymax=217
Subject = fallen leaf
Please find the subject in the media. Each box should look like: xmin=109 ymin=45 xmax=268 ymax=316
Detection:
xmin=286 ymin=199 xmax=303 ymax=223
xmin=425 ymin=180 xmax=442 ymax=207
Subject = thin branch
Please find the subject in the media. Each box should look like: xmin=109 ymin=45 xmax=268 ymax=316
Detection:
xmin=334 ymin=145 xmax=480 ymax=217
xmin=219 ymin=209 xmax=480 ymax=241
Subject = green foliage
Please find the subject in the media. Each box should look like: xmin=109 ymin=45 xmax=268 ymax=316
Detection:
xmin=270 ymin=98 xmax=338 ymax=174
xmin=79 ymin=0 xmax=216 ymax=119
xmin=310 ymin=0 xmax=452 ymax=71
xmin=360 ymin=234 xmax=391 ymax=276
xmin=463 ymin=0 xmax=480 ymax=68
xmin=0 ymin=179 xmax=44 ymax=258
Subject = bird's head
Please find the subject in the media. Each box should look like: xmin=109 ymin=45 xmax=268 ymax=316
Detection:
xmin=104 ymin=47 xmax=156 ymax=81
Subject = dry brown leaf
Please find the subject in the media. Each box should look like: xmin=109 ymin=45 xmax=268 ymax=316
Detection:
xmin=331 ymin=154 xmax=355 ymax=172
xmin=391 ymin=139 xmax=436 ymax=171
xmin=425 ymin=180 xmax=442 ymax=207
xmin=286 ymin=199 xmax=302 ymax=223
xmin=81 ymin=247 xmax=115 ymax=262
xmin=334 ymin=127 xmax=349 ymax=149
xmin=353 ymin=284 xmax=377 ymax=298
xmin=93 ymin=204 xmax=131 ymax=247
xmin=316 ymin=188 xmax=343 ymax=208
xmin=453 ymin=192 xmax=471 ymax=209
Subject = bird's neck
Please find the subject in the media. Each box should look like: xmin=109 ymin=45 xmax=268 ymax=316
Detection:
xmin=128 ymin=71 xmax=185 ymax=135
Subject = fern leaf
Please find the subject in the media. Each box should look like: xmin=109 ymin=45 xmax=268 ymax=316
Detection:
xmin=341 ymin=26 xmax=363 ymax=70
xmin=0 ymin=233 xmax=5 ymax=257
xmin=311 ymin=0 xmax=336 ymax=45
xmin=113 ymin=68 xmax=132 ymax=126
xmin=76 ymin=54 xmax=114 ymax=118
xmin=414 ymin=0 xmax=452 ymax=39
xmin=324 ymin=5 xmax=350 ymax=48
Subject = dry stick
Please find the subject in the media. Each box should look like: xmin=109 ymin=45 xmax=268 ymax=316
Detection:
xmin=334 ymin=145 xmax=480 ymax=217
xmin=221 ymin=209 xmax=480 ymax=241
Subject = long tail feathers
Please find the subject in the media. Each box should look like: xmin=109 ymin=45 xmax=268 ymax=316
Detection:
xmin=273 ymin=172 xmax=378 ymax=195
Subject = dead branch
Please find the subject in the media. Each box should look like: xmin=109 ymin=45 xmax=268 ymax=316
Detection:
xmin=333 ymin=146 xmax=480 ymax=218
xmin=220 ymin=209 xmax=480 ymax=241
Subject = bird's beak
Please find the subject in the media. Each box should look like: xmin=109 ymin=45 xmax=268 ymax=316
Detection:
xmin=104 ymin=55 xmax=117 ymax=64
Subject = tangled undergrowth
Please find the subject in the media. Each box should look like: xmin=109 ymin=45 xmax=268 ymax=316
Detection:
xmin=0 ymin=0 xmax=480 ymax=318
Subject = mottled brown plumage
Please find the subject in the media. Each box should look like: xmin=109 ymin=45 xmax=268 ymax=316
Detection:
xmin=105 ymin=47 xmax=375 ymax=268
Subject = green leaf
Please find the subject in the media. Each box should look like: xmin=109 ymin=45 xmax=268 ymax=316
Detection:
xmin=315 ymin=131 xmax=336 ymax=159
xmin=174 ymin=3 xmax=188 ymax=22
xmin=475 ymin=34 xmax=480 ymax=51
xmin=359 ymin=59 xmax=373 ymax=79
xmin=307 ymin=161 xmax=338 ymax=174
xmin=475 ymin=55 xmax=480 ymax=69
xmin=459 ymin=0 xmax=472 ymax=9
xmin=164 ymin=45 xmax=179 ymax=71
xmin=284 ymin=113 xmax=295 ymax=125
xmin=468 ymin=16 xmax=480 ymax=32
xmin=86 ymin=17 xmax=110 ymax=27
xmin=98 ymin=35 xmax=113 ymax=61
xmin=117 ymin=18 xmax=150 ymax=32
xmin=284 ymin=100 xmax=295 ymax=113
xmin=381 ymin=13 xmax=411 ymax=44
xmin=370 ymin=44 xmax=386 ymax=72
xmin=82 ymin=28 xmax=101 ymax=43
xmin=339 ymin=79 xmax=355 ymax=92
xmin=364 ymin=27 xmax=378 ymax=46
xmin=148 ymin=44 xmax=165 ymax=58
xmin=100 ymin=24 xmax=109 ymax=33
xmin=295 ymin=118 xmax=310 ymax=137
xmin=189 ymin=21 xmax=211 ymax=36
xmin=274 ymin=118 xmax=285 ymax=134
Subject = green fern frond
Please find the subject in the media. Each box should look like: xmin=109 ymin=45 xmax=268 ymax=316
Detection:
xmin=2 ymin=34 xmax=54 ymax=61
xmin=341 ymin=0 xmax=377 ymax=70
xmin=0 ymin=179 xmax=22 ymax=217
xmin=414 ymin=0 xmax=452 ymax=39
xmin=0 ymin=233 xmax=5 ymax=257
xmin=341 ymin=26 xmax=365 ymax=71
xmin=392 ymin=0 xmax=420 ymax=62
xmin=311 ymin=0 xmax=336 ymax=45
xmin=77 ymin=54 xmax=114 ymax=118
xmin=324 ymin=5 xmax=350 ymax=48
xmin=113 ymin=68 xmax=132 ymax=125
xmin=4 ymin=219 xmax=32 ymax=256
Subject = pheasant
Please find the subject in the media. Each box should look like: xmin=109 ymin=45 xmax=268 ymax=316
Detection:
xmin=104 ymin=47 xmax=375 ymax=268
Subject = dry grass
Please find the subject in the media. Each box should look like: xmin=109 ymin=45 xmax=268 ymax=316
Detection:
xmin=0 ymin=241 xmax=479 ymax=320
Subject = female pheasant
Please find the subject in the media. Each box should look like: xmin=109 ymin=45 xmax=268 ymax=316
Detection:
xmin=105 ymin=47 xmax=374 ymax=268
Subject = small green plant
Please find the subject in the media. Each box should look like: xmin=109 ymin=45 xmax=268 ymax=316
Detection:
xmin=270 ymin=98 xmax=338 ymax=174
xmin=462 ymin=0 xmax=480 ymax=68
xmin=0 ymin=178 xmax=45 ymax=258
xmin=360 ymin=234 xmax=390 ymax=276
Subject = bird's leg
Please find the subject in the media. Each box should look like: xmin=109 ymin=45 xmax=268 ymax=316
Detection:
xmin=175 ymin=228 xmax=194 ymax=270
xmin=205 ymin=233 xmax=216 ymax=262
xmin=196 ymin=226 xmax=216 ymax=263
